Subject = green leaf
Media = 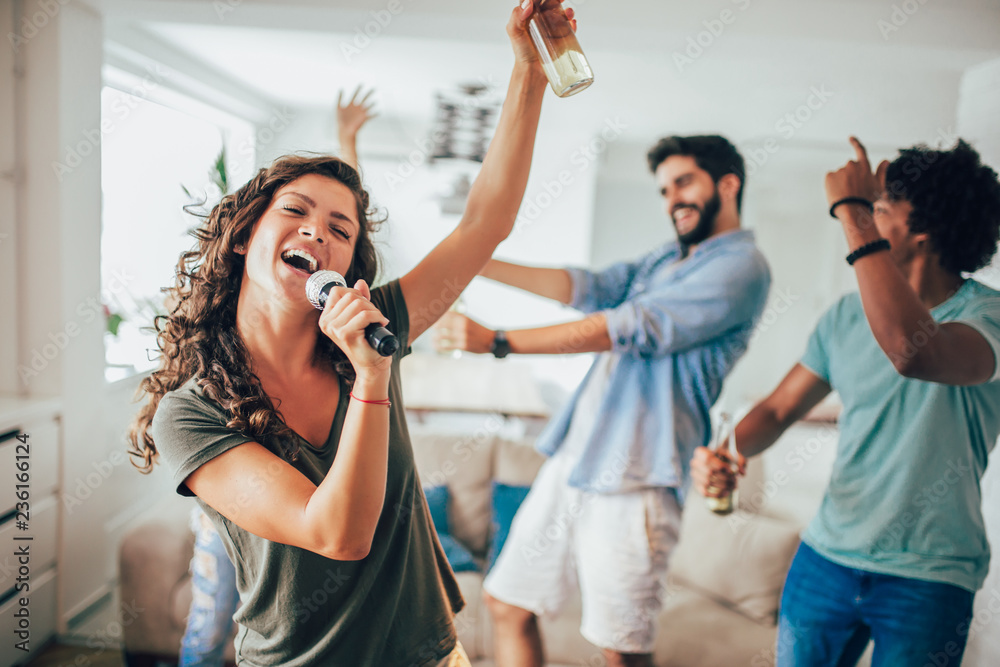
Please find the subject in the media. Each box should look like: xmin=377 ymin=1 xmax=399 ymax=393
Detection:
xmin=106 ymin=313 xmax=124 ymax=337
xmin=213 ymin=146 xmax=228 ymax=194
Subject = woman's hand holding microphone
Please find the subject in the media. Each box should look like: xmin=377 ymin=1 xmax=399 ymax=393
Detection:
xmin=317 ymin=279 xmax=393 ymax=390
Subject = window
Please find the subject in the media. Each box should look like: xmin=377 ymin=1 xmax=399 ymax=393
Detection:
xmin=100 ymin=81 xmax=253 ymax=382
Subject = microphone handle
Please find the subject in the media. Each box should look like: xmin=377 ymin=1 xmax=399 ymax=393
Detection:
xmin=365 ymin=323 xmax=400 ymax=358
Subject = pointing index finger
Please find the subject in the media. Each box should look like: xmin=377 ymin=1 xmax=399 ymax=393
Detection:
xmin=849 ymin=136 xmax=870 ymax=168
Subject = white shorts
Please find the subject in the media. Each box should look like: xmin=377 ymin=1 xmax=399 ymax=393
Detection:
xmin=483 ymin=451 xmax=682 ymax=653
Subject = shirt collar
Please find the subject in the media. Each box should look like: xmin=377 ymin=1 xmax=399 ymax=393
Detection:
xmin=667 ymin=228 xmax=755 ymax=259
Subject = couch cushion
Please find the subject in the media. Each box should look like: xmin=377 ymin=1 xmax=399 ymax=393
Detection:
xmin=492 ymin=437 xmax=547 ymax=486
xmin=120 ymin=497 xmax=195 ymax=655
xmin=668 ymin=496 xmax=801 ymax=625
xmin=411 ymin=427 xmax=496 ymax=556
xmin=487 ymin=481 xmax=532 ymax=573
xmin=736 ymin=454 xmax=765 ymax=512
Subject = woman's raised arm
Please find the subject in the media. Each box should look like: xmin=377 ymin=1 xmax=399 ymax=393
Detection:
xmin=399 ymin=1 xmax=567 ymax=342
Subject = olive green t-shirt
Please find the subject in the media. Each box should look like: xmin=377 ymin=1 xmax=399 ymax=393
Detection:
xmin=151 ymin=280 xmax=465 ymax=666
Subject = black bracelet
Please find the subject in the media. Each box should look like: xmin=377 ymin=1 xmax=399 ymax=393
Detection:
xmin=829 ymin=197 xmax=874 ymax=219
xmin=846 ymin=239 xmax=890 ymax=266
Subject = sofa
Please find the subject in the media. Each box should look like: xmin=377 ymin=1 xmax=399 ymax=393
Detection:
xmin=119 ymin=413 xmax=872 ymax=666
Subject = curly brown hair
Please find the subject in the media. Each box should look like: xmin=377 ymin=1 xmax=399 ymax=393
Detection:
xmin=127 ymin=154 xmax=382 ymax=473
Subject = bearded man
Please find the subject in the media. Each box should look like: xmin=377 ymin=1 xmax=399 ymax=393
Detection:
xmin=436 ymin=135 xmax=772 ymax=667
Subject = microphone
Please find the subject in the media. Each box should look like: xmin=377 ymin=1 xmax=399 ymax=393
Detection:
xmin=306 ymin=270 xmax=400 ymax=357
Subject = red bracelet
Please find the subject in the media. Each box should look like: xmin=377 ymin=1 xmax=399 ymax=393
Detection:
xmin=349 ymin=392 xmax=392 ymax=407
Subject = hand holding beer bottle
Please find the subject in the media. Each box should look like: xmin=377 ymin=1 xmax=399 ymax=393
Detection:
xmin=525 ymin=0 xmax=594 ymax=97
xmin=692 ymin=413 xmax=747 ymax=515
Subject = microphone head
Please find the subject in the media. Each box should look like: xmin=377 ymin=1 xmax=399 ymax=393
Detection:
xmin=306 ymin=270 xmax=347 ymax=310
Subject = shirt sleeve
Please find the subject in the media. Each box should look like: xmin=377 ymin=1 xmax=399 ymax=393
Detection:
xmin=151 ymin=389 xmax=254 ymax=497
xmin=801 ymin=305 xmax=836 ymax=384
xmin=601 ymin=248 xmax=771 ymax=357
xmin=371 ymin=278 xmax=412 ymax=359
xmin=958 ymin=298 xmax=1000 ymax=383
xmin=567 ymin=258 xmax=646 ymax=314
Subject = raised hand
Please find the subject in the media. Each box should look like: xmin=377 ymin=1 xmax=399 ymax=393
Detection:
xmin=337 ymin=85 xmax=377 ymax=140
xmin=507 ymin=0 xmax=577 ymax=68
xmin=825 ymin=136 xmax=890 ymax=210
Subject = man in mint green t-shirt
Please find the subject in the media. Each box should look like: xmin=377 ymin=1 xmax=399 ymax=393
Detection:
xmin=693 ymin=137 xmax=1000 ymax=666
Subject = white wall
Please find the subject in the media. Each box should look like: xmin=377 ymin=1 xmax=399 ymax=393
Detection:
xmin=10 ymin=0 xmax=110 ymax=628
xmin=722 ymin=142 xmax=858 ymax=409
xmin=20 ymin=0 xmax=106 ymax=623
xmin=0 ymin=4 xmax=18 ymax=395
xmin=957 ymin=55 xmax=1000 ymax=667
xmin=8 ymin=0 xmax=199 ymax=634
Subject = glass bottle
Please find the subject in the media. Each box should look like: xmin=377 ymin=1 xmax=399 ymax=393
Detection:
xmin=706 ymin=413 xmax=740 ymax=515
xmin=448 ymin=296 xmax=467 ymax=359
xmin=527 ymin=1 xmax=594 ymax=98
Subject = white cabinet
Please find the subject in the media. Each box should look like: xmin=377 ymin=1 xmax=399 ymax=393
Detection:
xmin=0 ymin=397 xmax=61 ymax=664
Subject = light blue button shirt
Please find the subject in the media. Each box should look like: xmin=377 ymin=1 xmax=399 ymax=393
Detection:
xmin=535 ymin=230 xmax=772 ymax=501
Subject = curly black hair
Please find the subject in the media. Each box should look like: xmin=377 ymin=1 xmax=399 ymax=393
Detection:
xmin=646 ymin=135 xmax=746 ymax=212
xmin=884 ymin=140 xmax=1000 ymax=275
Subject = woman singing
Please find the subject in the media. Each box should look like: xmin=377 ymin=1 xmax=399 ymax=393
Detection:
xmin=127 ymin=3 xmax=567 ymax=664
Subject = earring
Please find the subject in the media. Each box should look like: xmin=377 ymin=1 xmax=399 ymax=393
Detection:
xmin=235 ymin=244 xmax=245 ymax=253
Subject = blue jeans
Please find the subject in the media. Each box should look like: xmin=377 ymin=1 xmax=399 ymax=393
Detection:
xmin=777 ymin=542 xmax=973 ymax=667
xmin=180 ymin=509 xmax=240 ymax=667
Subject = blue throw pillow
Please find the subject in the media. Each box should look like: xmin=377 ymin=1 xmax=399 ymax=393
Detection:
xmin=438 ymin=534 xmax=479 ymax=573
xmin=423 ymin=485 xmax=479 ymax=573
xmin=487 ymin=481 xmax=532 ymax=572
xmin=423 ymin=484 xmax=450 ymax=533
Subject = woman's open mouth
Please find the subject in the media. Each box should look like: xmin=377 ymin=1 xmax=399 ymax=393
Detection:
xmin=280 ymin=248 xmax=319 ymax=275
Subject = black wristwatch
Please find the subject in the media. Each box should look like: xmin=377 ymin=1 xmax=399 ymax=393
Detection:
xmin=490 ymin=330 xmax=511 ymax=359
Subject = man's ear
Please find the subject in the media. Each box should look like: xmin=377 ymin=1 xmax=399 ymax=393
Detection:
xmin=912 ymin=230 xmax=932 ymax=252
xmin=718 ymin=173 xmax=742 ymax=204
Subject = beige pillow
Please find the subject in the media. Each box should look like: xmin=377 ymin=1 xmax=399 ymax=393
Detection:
xmin=492 ymin=437 xmax=547 ymax=486
xmin=410 ymin=428 xmax=496 ymax=556
xmin=668 ymin=495 xmax=801 ymax=625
